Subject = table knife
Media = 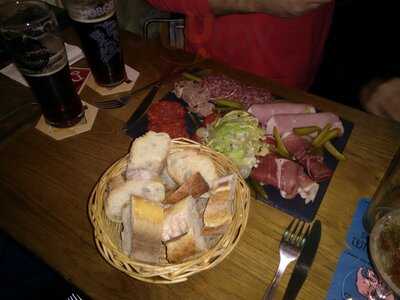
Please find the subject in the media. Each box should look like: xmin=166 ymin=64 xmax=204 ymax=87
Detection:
xmin=123 ymin=83 xmax=160 ymax=131
xmin=282 ymin=220 xmax=321 ymax=300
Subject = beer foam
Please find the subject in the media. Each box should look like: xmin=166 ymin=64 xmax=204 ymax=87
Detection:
xmin=25 ymin=59 xmax=67 ymax=77
xmin=67 ymin=0 xmax=115 ymax=23
xmin=70 ymin=11 xmax=115 ymax=24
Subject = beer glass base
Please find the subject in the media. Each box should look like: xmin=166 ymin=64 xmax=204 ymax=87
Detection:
xmin=95 ymin=76 xmax=126 ymax=88
xmin=45 ymin=110 xmax=85 ymax=128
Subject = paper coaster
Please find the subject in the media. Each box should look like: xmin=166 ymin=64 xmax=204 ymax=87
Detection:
xmin=70 ymin=67 xmax=91 ymax=95
xmin=86 ymin=65 xmax=140 ymax=96
xmin=326 ymin=199 xmax=398 ymax=300
xmin=35 ymin=101 xmax=98 ymax=141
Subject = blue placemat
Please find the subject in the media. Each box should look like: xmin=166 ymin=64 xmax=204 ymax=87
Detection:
xmin=326 ymin=198 xmax=399 ymax=300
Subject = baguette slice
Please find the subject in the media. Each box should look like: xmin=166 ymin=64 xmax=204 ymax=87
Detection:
xmin=128 ymin=131 xmax=171 ymax=174
xmin=105 ymin=177 xmax=165 ymax=222
xmin=164 ymin=199 xmax=207 ymax=263
xmin=160 ymin=167 xmax=177 ymax=191
xmin=164 ymin=172 xmax=209 ymax=204
xmin=203 ymin=175 xmax=237 ymax=236
xmin=131 ymin=196 xmax=165 ymax=263
xmin=162 ymin=196 xmax=197 ymax=242
xmin=167 ymin=150 xmax=218 ymax=186
xmin=121 ymin=203 xmax=132 ymax=256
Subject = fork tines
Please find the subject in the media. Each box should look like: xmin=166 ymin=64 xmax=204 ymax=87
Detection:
xmin=95 ymin=95 xmax=131 ymax=109
xmin=283 ymin=219 xmax=310 ymax=248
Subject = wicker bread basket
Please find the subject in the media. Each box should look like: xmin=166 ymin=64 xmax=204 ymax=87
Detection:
xmin=88 ymin=138 xmax=250 ymax=284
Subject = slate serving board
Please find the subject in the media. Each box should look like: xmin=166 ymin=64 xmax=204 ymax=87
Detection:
xmin=126 ymin=92 xmax=353 ymax=222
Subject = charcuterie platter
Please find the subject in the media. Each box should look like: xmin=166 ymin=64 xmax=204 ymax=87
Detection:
xmin=126 ymin=74 xmax=353 ymax=221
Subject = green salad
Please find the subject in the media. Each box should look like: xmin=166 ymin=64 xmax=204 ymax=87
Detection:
xmin=204 ymin=110 xmax=267 ymax=178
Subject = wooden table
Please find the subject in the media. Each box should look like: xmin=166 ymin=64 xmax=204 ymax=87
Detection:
xmin=1 ymin=28 xmax=400 ymax=300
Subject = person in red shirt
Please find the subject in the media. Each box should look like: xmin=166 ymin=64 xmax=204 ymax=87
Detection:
xmin=146 ymin=0 xmax=334 ymax=90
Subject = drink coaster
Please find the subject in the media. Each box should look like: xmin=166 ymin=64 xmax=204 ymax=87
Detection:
xmin=86 ymin=65 xmax=140 ymax=96
xmin=35 ymin=101 xmax=98 ymax=141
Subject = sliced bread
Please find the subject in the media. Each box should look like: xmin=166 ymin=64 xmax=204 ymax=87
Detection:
xmin=164 ymin=172 xmax=209 ymax=204
xmin=203 ymin=175 xmax=236 ymax=236
xmin=167 ymin=150 xmax=218 ymax=186
xmin=130 ymin=196 xmax=165 ymax=263
xmin=128 ymin=131 xmax=171 ymax=174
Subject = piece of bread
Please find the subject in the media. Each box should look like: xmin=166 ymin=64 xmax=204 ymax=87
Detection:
xmin=121 ymin=203 xmax=132 ymax=256
xmin=105 ymin=178 xmax=165 ymax=222
xmin=128 ymin=131 xmax=171 ymax=174
xmin=165 ymin=204 xmax=207 ymax=263
xmin=130 ymin=196 xmax=165 ymax=263
xmin=202 ymin=175 xmax=236 ymax=236
xmin=167 ymin=150 xmax=218 ymax=186
xmin=162 ymin=196 xmax=197 ymax=242
xmin=164 ymin=172 xmax=209 ymax=204
xmin=126 ymin=168 xmax=158 ymax=181
xmin=160 ymin=167 xmax=177 ymax=191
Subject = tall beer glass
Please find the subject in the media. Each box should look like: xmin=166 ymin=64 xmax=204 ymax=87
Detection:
xmin=0 ymin=1 xmax=84 ymax=128
xmin=363 ymin=148 xmax=400 ymax=232
xmin=63 ymin=0 xmax=126 ymax=87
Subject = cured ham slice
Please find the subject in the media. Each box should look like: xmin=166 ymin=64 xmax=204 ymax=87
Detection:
xmin=251 ymin=154 xmax=319 ymax=203
xmin=248 ymin=103 xmax=316 ymax=124
xmin=265 ymin=112 xmax=344 ymax=136
xmin=282 ymin=133 xmax=333 ymax=182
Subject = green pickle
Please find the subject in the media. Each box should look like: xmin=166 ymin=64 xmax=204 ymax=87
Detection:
xmin=273 ymin=127 xmax=290 ymax=158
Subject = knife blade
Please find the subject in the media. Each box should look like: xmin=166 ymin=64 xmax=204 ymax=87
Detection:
xmin=123 ymin=83 xmax=160 ymax=131
xmin=283 ymin=220 xmax=322 ymax=300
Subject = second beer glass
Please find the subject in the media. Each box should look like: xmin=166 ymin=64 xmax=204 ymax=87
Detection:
xmin=63 ymin=0 xmax=126 ymax=87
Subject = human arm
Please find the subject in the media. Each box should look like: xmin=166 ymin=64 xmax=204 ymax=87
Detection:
xmin=360 ymin=78 xmax=400 ymax=122
xmin=146 ymin=0 xmax=332 ymax=17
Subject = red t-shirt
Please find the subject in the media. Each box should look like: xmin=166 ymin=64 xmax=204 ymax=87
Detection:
xmin=147 ymin=0 xmax=334 ymax=90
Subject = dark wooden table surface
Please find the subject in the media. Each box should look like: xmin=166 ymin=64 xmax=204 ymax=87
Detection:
xmin=1 ymin=28 xmax=400 ymax=300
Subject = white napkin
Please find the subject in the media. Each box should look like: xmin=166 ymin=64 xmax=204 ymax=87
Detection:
xmin=0 ymin=43 xmax=85 ymax=87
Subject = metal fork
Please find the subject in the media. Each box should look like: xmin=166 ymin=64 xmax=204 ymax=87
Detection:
xmin=66 ymin=292 xmax=83 ymax=300
xmin=95 ymin=94 xmax=132 ymax=109
xmin=263 ymin=218 xmax=310 ymax=300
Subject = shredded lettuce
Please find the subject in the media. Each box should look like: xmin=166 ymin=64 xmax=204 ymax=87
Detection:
xmin=205 ymin=111 xmax=267 ymax=178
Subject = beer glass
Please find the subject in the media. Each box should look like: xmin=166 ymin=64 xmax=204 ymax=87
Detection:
xmin=363 ymin=147 xmax=400 ymax=232
xmin=63 ymin=0 xmax=126 ymax=87
xmin=0 ymin=1 xmax=84 ymax=128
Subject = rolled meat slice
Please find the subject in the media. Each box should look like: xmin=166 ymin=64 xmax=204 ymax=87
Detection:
xmin=265 ymin=112 xmax=344 ymax=136
xmin=251 ymin=154 xmax=319 ymax=203
xmin=282 ymin=133 xmax=333 ymax=182
xmin=248 ymin=102 xmax=316 ymax=124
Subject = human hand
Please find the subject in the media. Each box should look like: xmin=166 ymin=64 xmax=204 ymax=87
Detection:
xmin=360 ymin=78 xmax=400 ymax=122
xmin=210 ymin=0 xmax=332 ymax=17
xmin=261 ymin=0 xmax=333 ymax=17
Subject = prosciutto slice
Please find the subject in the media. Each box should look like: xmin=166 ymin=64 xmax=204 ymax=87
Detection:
xmin=265 ymin=112 xmax=344 ymax=136
xmin=248 ymin=102 xmax=316 ymax=124
xmin=251 ymin=154 xmax=319 ymax=203
xmin=282 ymin=133 xmax=333 ymax=182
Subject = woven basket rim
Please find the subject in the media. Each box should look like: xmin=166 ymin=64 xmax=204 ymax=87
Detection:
xmin=88 ymin=138 xmax=250 ymax=283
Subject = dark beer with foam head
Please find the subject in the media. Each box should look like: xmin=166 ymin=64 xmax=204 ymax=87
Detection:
xmin=63 ymin=0 xmax=126 ymax=87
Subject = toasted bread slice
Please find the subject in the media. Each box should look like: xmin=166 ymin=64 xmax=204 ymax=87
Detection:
xmin=128 ymin=131 xmax=171 ymax=174
xmin=167 ymin=150 xmax=218 ymax=186
xmin=130 ymin=196 xmax=165 ymax=263
xmin=162 ymin=196 xmax=197 ymax=242
xmin=203 ymin=175 xmax=236 ymax=236
xmin=165 ymin=203 xmax=207 ymax=263
xmin=164 ymin=172 xmax=209 ymax=204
